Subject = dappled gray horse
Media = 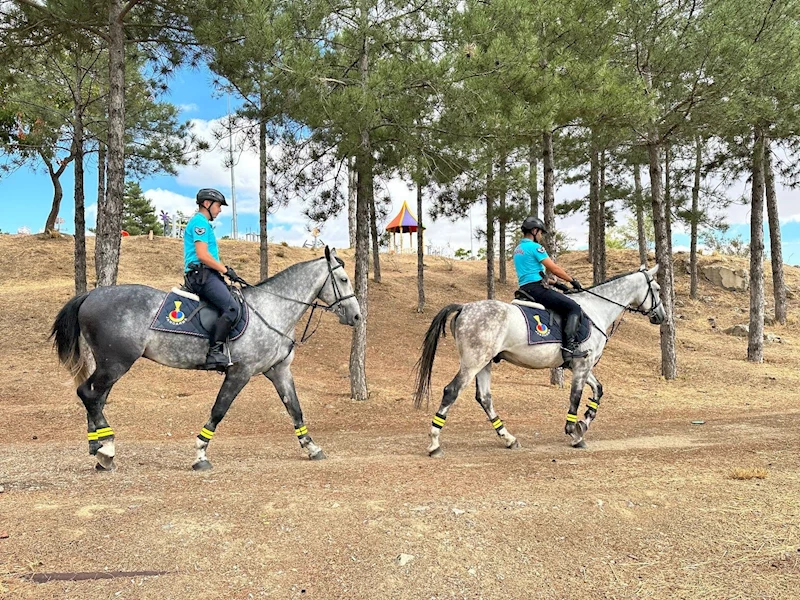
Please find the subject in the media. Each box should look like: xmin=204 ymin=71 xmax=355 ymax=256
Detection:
xmin=413 ymin=265 xmax=666 ymax=456
xmin=51 ymin=247 xmax=360 ymax=470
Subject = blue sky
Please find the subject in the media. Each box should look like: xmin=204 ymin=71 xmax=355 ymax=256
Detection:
xmin=2 ymin=63 xmax=799 ymax=264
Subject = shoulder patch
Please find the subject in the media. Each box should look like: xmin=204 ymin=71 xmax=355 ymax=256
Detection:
xmin=537 ymin=245 xmax=546 ymax=253
xmin=194 ymin=226 xmax=206 ymax=236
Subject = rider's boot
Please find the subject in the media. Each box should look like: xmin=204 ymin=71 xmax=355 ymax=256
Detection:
xmin=203 ymin=316 xmax=234 ymax=371
xmin=561 ymin=312 xmax=588 ymax=366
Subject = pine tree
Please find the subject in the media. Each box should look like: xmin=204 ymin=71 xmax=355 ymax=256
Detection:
xmin=122 ymin=181 xmax=163 ymax=235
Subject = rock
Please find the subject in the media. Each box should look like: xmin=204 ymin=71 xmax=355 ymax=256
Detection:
xmin=468 ymin=567 xmax=477 ymax=577
xmin=724 ymin=324 xmax=749 ymax=337
xmin=452 ymin=508 xmax=465 ymax=515
xmin=0 ymin=531 xmax=8 ymax=539
xmin=0 ymin=485 xmax=4 ymax=493
xmin=701 ymin=265 xmax=749 ymax=291
xmin=764 ymin=332 xmax=782 ymax=344
xmin=396 ymin=554 xmax=414 ymax=567
xmin=708 ymin=317 xmax=717 ymax=329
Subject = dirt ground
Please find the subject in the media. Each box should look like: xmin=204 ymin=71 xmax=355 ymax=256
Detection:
xmin=1 ymin=234 xmax=799 ymax=599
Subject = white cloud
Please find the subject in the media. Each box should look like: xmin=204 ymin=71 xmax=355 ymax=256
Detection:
xmin=178 ymin=103 xmax=200 ymax=113
xmin=143 ymin=188 xmax=196 ymax=216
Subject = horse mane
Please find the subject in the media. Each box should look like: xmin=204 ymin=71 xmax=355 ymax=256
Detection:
xmin=253 ymin=255 xmax=345 ymax=287
xmin=580 ymin=269 xmax=643 ymax=292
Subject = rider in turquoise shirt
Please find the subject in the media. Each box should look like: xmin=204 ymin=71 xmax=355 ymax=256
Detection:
xmin=513 ymin=216 xmax=587 ymax=365
xmin=183 ymin=188 xmax=242 ymax=371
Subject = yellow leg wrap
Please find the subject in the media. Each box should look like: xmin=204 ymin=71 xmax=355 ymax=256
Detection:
xmin=95 ymin=427 xmax=114 ymax=439
xmin=587 ymin=400 xmax=599 ymax=410
xmin=87 ymin=432 xmax=99 ymax=441
xmin=295 ymin=425 xmax=308 ymax=437
xmin=491 ymin=417 xmax=503 ymax=430
xmin=198 ymin=427 xmax=215 ymax=442
xmin=565 ymin=413 xmax=578 ymax=423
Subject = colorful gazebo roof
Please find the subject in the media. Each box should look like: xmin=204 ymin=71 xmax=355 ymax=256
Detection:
xmin=385 ymin=201 xmax=419 ymax=233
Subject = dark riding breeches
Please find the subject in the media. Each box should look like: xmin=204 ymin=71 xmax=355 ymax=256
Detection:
xmin=520 ymin=281 xmax=584 ymax=347
xmin=187 ymin=268 xmax=239 ymax=343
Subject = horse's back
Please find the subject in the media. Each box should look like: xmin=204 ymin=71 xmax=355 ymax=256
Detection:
xmin=79 ymin=284 xmax=168 ymax=334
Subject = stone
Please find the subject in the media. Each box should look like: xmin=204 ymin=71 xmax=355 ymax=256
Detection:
xmin=764 ymin=332 xmax=782 ymax=344
xmin=396 ymin=554 xmax=414 ymax=567
xmin=724 ymin=324 xmax=749 ymax=337
xmin=701 ymin=265 xmax=749 ymax=291
xmin=452 ymin=508 xmax=465 ymax=515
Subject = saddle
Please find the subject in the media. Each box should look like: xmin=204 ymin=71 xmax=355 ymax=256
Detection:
xmin=149 ymin=287 xmax=249 ymax=341
xmin=511 ymin=290 xmax=591 ymax=347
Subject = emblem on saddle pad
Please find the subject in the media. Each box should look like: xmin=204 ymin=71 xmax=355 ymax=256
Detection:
xmin=533 ymin=314 xmax=549 ymax=337
xmin=167 ymin=300 xmax=186 ymax=324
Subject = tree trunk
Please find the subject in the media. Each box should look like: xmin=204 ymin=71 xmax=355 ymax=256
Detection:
xmin=747 ymin=129 xmax=765 ymax=363
xmin=764 ymin=136 xmax=786 ymax=325
xmin=348 ymin=156 xmax=357 ymax=248
xmin=259 ymin=115 xmax=269 ymax=280
xmin=664 ymin=143 xmax=675 ymax=305
xmin=634 ymin=163 xmax=647 ymax=266
xmin=42 ymin=153 xmax=72 ymax=234
xmin=542 ymin=129 xmax=562 ymax=387
xmin=542 ymin=130 xmax=556 ymax=253
xmin=588 ymin=149 xmax=598 ymax=267
xmin=368 ymin=190 xmax=381 ymax=283
xmin=73 ymin=52 xmax=87 ymax=294
xmin=95 ymin=0 xmax=126 ymax=287
xmin=647 ymin=135 xmax=677 ymax=379
xmin=529 ymin=141 xmax=539 ymax=217
xmin=97 ymin=141 xmax=106 ymax=222
xmin=350 ymin=131 xmax=371 ymax=401
xmin=498 ymin=155 xmax=507 ymax=285
xmin=416 ymin=181 xmax=425 ymax=313
xmin=486 ymin=160 xmax=495 ymax=299
xmin=690 ymin=137 xmax=701 ymax=299
xmin=598 ymin=150 xmax=607 ymax=281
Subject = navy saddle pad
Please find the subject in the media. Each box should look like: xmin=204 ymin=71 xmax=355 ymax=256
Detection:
xmin=149 ymin=288 xmax=248 ymax=340
xmin=515 ymin=304 xmax=591 ymax=346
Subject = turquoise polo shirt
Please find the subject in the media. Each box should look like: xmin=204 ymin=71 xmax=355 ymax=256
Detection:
xmin=183 ymin=213 xmax=219 ymax=271
xmin=513 ymin=238 xmax=549 ymax=286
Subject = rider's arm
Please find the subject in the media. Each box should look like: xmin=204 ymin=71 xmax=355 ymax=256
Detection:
xmin=194 ymin=241 xmax=227 ymax=274
xmin=541 ymin=257 xmax=576 ymax=284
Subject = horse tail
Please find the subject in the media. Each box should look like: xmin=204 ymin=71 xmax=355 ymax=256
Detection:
xmin=50 ymin=292 xmax=92 ymax=386
xmin=413 ymin=304 xmax=463 ymax=409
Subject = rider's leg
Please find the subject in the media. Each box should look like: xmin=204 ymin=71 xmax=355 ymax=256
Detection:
xmin=520 ymin=283 xmax=588 ymax=363
xmin=196 ymin=271 xmax=239 ymax=370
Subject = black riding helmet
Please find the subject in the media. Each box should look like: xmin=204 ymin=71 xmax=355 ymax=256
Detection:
xmin=196 ymin=188 xmax=228 ymax=207
xmin=521 ymin=216 xmax=547 ymax=234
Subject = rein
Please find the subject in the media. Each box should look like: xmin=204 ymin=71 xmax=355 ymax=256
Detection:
xmin=231 ymin=258 xmax=354 ymax=345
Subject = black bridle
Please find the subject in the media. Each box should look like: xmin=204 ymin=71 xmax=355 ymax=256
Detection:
xmin=231 ymin=257 xmax=356 ymax=345
xmin=575 ymin=270 xmax=662 ymax=319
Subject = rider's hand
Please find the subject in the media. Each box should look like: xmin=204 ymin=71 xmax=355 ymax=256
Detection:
xmin=571 ymin=278 xmax=583 ymax=290
xmin=224 ymin=266 xmax=239 ymax=281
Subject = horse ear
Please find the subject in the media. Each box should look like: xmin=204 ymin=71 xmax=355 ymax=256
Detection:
xmin=647 ymin=264 xmax=659 ymax=277
xmin=324 ymin=245 xmax=331 ymax=261
xmin=638 ymin=264 xmax=647 ymax=272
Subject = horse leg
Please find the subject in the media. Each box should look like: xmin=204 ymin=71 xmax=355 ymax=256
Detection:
xmin=564 ymin=363 xmax=591 ymax=448
xmin=474 ymin=363 xmax=519 ymax=450
xmin=264 ymin=359 xmax=325 ymax=460
xmin=581 ymin=371 xmax=604 ymax=433
xmin=428 ymin=367 xmax=477 ymax=458
xmin=77 ymin=363 xmax=132 ymax=470
xmin=192 ymin=367 xmax=251 ymax=470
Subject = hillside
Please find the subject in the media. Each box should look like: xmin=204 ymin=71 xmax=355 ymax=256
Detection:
xmin=2 ymin=234 xmax=799 ymax=599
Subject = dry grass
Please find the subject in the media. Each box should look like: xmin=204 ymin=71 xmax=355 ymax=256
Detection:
xmin=2 ymin=234 xmax=800 ymax=599
xmin=729 ymin=467 xmax=769 ymax=480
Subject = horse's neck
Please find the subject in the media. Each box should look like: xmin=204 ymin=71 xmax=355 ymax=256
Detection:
xmin=246 ymin=261 xmax=327 ymax=327
xmin=575 ymin=276 xmax=639 ymax=331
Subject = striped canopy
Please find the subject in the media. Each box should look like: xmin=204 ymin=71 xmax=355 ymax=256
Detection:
xmin=385 ymin=201 xmax=419 ymax=233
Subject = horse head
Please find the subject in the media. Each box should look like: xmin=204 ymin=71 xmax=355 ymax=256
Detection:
xmin=319 ymin=246 xmax=361 ymax=326
xmin=636 ymin=265 xmax=666 ymax=325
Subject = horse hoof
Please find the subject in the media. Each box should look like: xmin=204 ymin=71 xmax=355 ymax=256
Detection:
xmin=95 ymin=461 xmax=115 ymax=471
xmin=428 ymin=447 xmax=444 ymax=458
xmin=88 ymin=442 xmax=101 ymax=456
xmin=507 ymin=440 xmax=521 ymax=450
xmin=571 ymin=440 xmax=587 ymax=449
xmin=309 ymin=450 xmax=327 ymax=461
xmin=192 ymin=460 xmax=213 ymax=471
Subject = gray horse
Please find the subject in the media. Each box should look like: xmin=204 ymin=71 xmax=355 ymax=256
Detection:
xmin=51 ymin=247 xmax=360 ymax=470
xmin=413 ymin=265 xmax=666 ymax=456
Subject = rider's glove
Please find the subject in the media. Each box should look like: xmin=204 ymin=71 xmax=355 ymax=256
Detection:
xmin=571 ymin=278 xmax=583 ymax=290
xmin=224 ymin=266 xmax=239 ymax=281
